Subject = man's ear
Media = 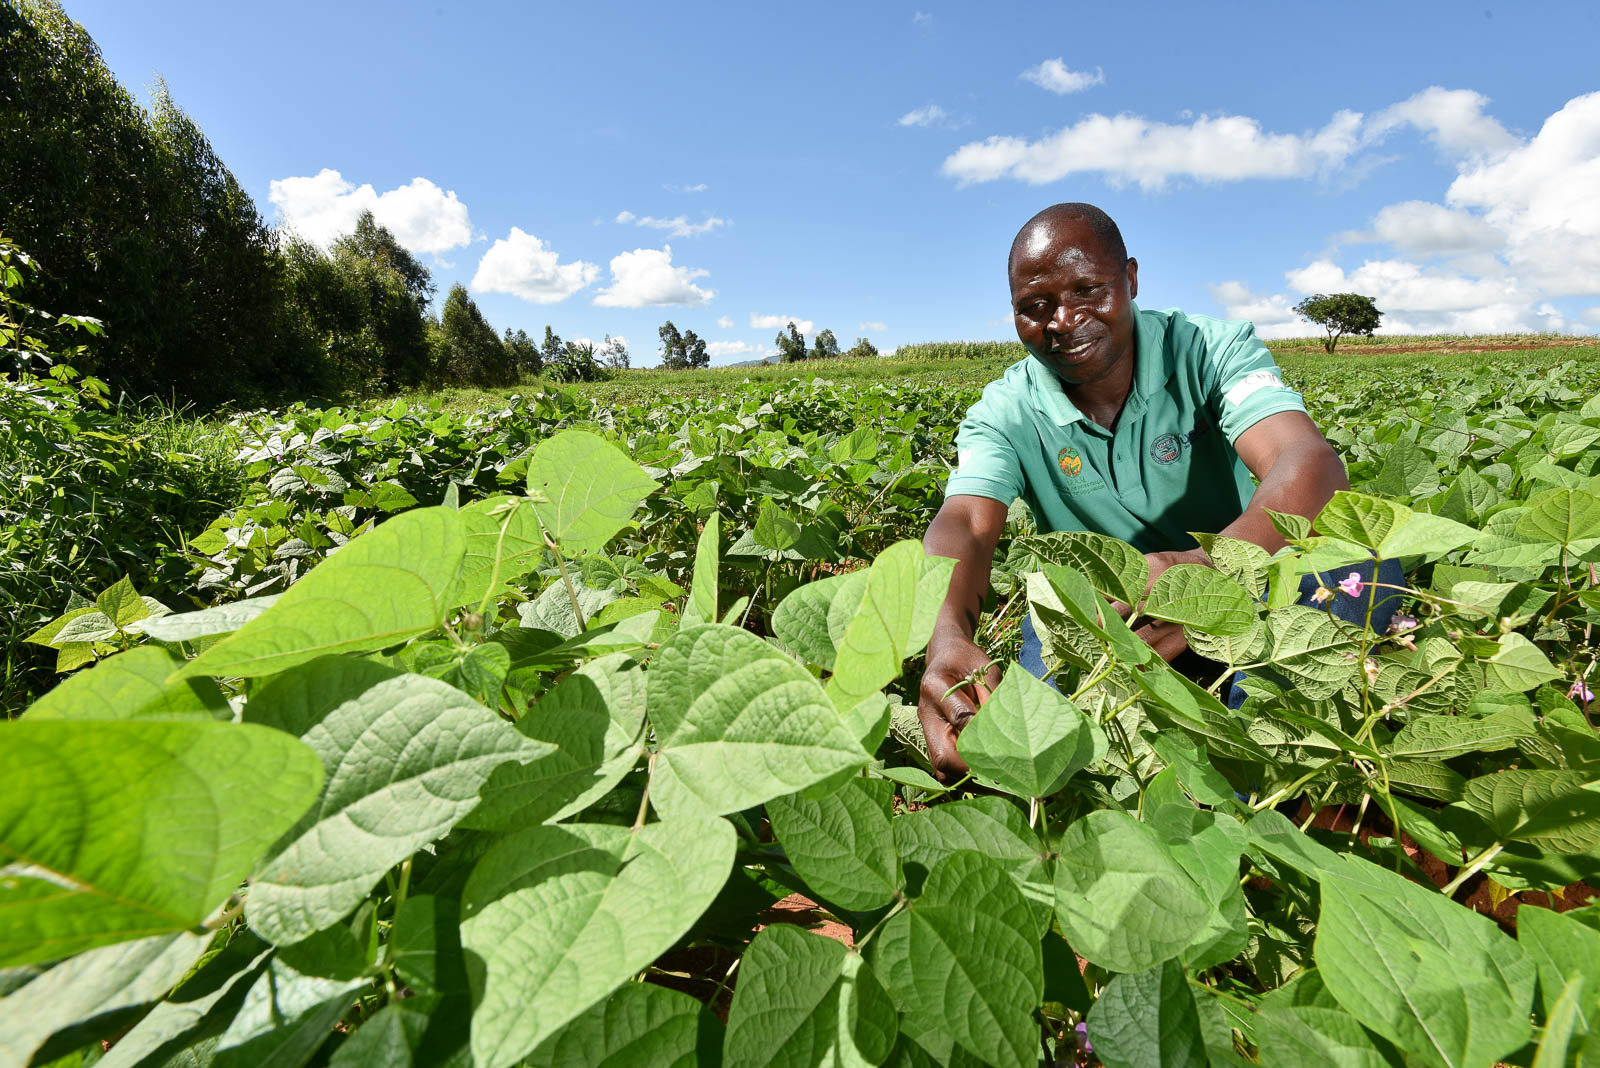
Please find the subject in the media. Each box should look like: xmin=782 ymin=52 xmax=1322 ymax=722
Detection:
xmin=1126 ymin=257 xmax=1139 ymax=299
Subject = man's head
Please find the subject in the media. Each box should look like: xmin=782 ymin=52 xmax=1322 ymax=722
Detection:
xmin=1008 ymin=203 xmax=1138 ymax=388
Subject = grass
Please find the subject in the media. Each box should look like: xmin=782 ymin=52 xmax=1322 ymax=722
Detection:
xmin=411 ymin=333 xmax=1600 ymax=412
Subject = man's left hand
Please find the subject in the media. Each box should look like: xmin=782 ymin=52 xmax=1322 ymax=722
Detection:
xmin=1143 ymin=547 xmax=1209 ymax=592
xmin=1129 ymin=548 xmax=1210 ymax=662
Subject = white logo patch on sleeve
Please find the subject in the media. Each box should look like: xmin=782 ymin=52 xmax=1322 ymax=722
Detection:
xmin=1223 ymin=369 xmax=1289 ymax=408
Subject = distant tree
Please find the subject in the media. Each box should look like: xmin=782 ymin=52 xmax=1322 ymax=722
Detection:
xmin=1293 ymin=293 xmax=1382 ymax=354
xmin=280 ymin=233 xmax=432 ymax=392
xmin=332 ymin=211 xmax=433 ymax=308
xmin=657 ymin=321 xmax=707 ymax=369
xmin=1 ymin=3 xmax=296 ymax=404
xmin=440 ymin=283 xmax=514 ymax=385
xmin=844 ymin=337 xmax=879 ymax=359
xmin=776 ymin=321 xmax=807 ymax=362
xmin=503 ymin=327 xmax=541 ymax=376
xmin=597 ymin=334 xmax=629 ymax=370
xmin=682 ymin=328 xmax=708 ymax=369
xmin=811 ymin=328 xmax=840 ymax=360
xmin=658 ymin=321 xmax=685 ymax=369
xmin=541 ymin=325 xmax=564 ymax=370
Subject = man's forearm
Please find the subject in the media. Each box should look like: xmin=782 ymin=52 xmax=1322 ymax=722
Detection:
xmin=924 ymin=511 xmax=995 ymax=646
xmin=1217 ymin=439 xmax=1348 ymax=554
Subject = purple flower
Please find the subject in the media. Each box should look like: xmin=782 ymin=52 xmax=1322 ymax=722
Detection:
xmin=1570 ymin=678 xmax=1594 ymax=704
xmin=1075 ymin=1021 xmax=1093 ymax=1056
xmin=1337 ymin=572 xmax=1365 ymax=598
xmin=1388 ymin=614 xmax=1419 ymax=634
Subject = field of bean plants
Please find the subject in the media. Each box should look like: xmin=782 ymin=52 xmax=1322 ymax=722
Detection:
xmin=6 ymin=309 xmax=1600 ymax=1068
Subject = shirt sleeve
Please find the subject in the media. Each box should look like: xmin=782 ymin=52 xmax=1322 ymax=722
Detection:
xmin=1206 ymin=320 xmax=1308 ymax=444
xmin=944 ymin=410 xmax=1023 ymax=505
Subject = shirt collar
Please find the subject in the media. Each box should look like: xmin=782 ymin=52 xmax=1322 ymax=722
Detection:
xmin=1131 ymin=301 xmax=1177 ymax=401
xmin=1023 ymin=301 xmax=1172 ymax=426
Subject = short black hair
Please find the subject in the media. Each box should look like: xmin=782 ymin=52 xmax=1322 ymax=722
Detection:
xmin=1009 ymin=202 xmax=1128 ymax=270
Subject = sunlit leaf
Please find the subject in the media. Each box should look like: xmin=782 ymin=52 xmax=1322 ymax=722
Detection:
xmin=461 ymin=817 xmax=735 ymax=1068
xmin=526 ymin=430 xmax=660 ymax=554
xmin=0 ymin=720 xmax=322 ymax=965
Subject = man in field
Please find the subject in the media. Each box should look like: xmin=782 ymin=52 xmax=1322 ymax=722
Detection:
xmin=918 ymin=202 xmax=1365 ymax=781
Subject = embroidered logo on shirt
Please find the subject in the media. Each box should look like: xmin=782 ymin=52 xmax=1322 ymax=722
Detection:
xmin=1057 ymin=446 xmax=1083 ymax=477
xmin=1148 ymin=419 xmax=1213 ymax=466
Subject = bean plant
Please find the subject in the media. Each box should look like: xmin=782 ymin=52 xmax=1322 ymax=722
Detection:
xmin=6 ymin=411 xmax=1600 ymax=1068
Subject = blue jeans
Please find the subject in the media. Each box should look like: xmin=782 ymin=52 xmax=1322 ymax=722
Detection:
xmin=1019 ymin=558 xmax=1405 ymax=708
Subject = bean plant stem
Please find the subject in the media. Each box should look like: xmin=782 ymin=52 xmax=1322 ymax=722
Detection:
xmin=1070 ymin=654 xmax=1113 ymax=701
xmin=853 ymin=896 xmax=907 ymax=951
xmin=633 ymin=754 xmax=656 ymax=830
xmin=707 ymin=955 xmax=742 ymax=1006
xmin=474 ymin=503 xmax=518 ymax=621
xmin=1250 ymin=755 xmax=1347 ymax=812
xmin=1441 ymin=842 xmax=1505 ymax=897
xmin=394 ymin=856 xmax=412 ymax=914
xmin=544 ymin=528 xmax=587 ymax=632
xmin=204 ymin=897 xmax=244 ymax=931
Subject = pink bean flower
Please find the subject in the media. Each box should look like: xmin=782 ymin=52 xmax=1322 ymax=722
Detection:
xmin=1388 ymin=614 xmax=1419 ymax=634
xmin=1337 ymin=572 xmax=1365 ymax=598
xmin=1570 ymin=678 xmax=1594 ymax=704
xmin=1310 ymin=585 xmax=1334 ymax=605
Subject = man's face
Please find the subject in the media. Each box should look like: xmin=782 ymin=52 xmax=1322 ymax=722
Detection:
xmin=1009 ymin=219 xmax=1138 ymax=387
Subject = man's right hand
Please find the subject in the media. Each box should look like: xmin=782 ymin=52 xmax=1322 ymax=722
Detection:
xmin=917 ymin=635 xmax=1002 ymax=783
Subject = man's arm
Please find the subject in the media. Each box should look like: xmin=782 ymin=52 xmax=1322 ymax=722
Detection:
xmin=918 ymin=494 xmax=1009 ymax=782
xmin=1135 ymin=410 xmax=1348 ymax=657
xmin=1179 ymin=410 xmax=1348 ymax=558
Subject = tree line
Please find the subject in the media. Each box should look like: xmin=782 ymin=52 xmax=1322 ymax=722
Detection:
xmin=0 ymin=0 xmax=620 ymax=406
xmin=773 ymin=322 xmax=877 ymax=363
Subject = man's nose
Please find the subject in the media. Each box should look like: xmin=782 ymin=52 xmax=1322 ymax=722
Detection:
xmin=1050 ymin=305 xmax=1088 ymax=332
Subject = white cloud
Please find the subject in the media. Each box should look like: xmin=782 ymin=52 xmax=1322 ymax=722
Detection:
xmin=1363 ymin=200 xmax=1504 ymax=256
xmin=1020 ymin=58 xmax=1104 ymax=95
xmin=1208 ymin=282 xmax=1300 ymax=337
xmin=859 ymin=320 xmax=887 ymax=332
xmin=716 ymin=315 xmax=735 ymax=329
xmin=665 ymin=182 xmax=708 ymax=193
xmin=269 ymin=169 xmax=473 ymax=254
xmin=707 ymin=340 xmax=755 ymax=357
xmin=593 ymin=245 xmax=714 ymax=307
xmin=1444 ymin=91 xmax=1600 ymax=297
xmin=1368 ymin=87 xmax=1519 ymax=161
xmin=941 ymin=109 xmax=1363 ymax=188
xmin=615 ymin=211 xmax=727 ymax=238
xmin=1226 ymin=91 xmax=1600 ymax=336
xmin=939 ymin=86 xmax=1533 ymax=191
xmin=1581 ymin=307 xmax=1600 ymax=325
xmin=751 ymin=313 xmax=815 ymax=335
xmin=471 ymin=227 xmax=598 ymax=304
xmin=899 ymin=105 xmax=949 ymax=128
xmin=1285 ymin=258 xmax=1527 ymax=313
xmin=912 ymin=10 xmax=932 ymax=24
xmin=1269 ymin=256 xmax=1555 ymax=335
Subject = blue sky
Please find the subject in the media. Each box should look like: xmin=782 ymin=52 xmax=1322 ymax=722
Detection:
xmin=65 ymin=0 xmax=1600 ymax=365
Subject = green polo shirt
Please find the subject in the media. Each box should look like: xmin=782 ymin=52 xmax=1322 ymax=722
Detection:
xmin=945 ymin=304 xmax=1307 ymax=554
